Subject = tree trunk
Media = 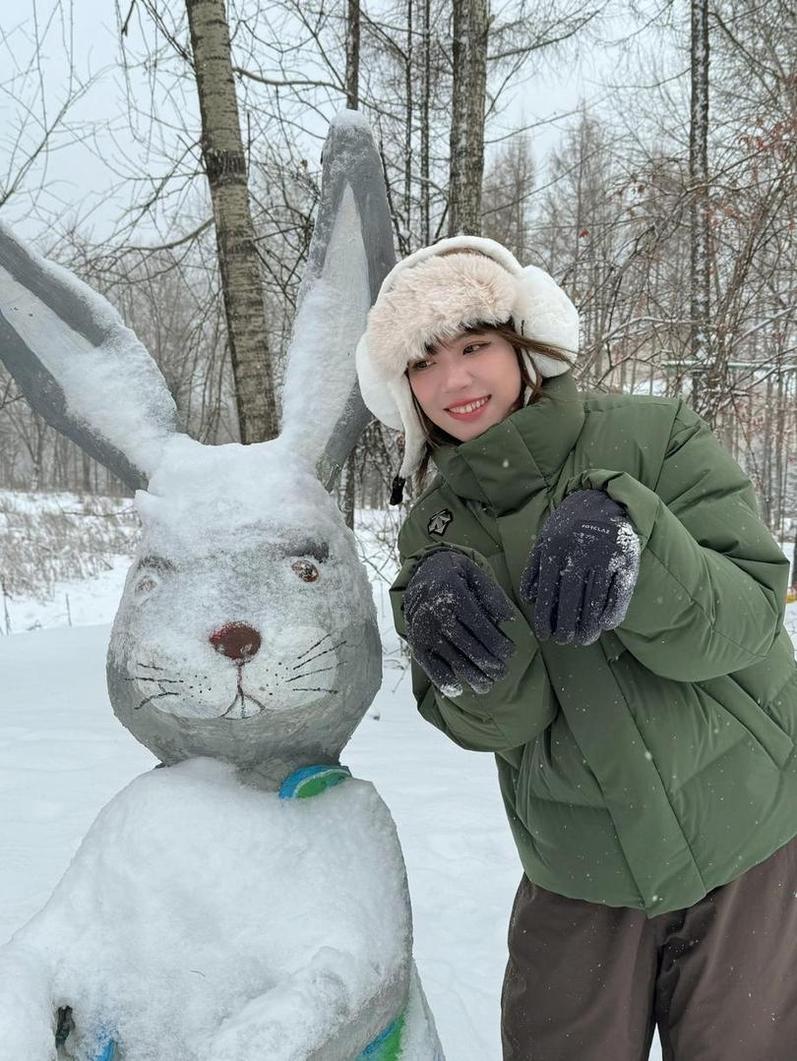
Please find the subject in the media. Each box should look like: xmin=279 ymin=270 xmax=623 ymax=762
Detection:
xmin=341 ymin=0 xmax=361 ymax=530
xmin=339 ymin=451 xmax=356 ymax=532
xmin=689 ymin=0 xmax=715 ymax=417
xmin=448 ymin=0 xmax=489 ymax=235
xmin=763 ymin=373 xmax=774 ymax=527
xmin=405 ymin=0 xmax=414 ymax=231
xmin=346 ymin=0 xmax=360 ymax=109
xmin=185 ymin=0 xmax=278 ymax=443
xmin=421 ymin=0 xmax=431 ymax=244
xmin=81 ymin=451 xmax=93 ymax=494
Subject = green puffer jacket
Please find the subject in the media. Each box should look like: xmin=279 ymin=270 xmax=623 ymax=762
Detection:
xmin=390 ymin=371 xmax=797 ymax=916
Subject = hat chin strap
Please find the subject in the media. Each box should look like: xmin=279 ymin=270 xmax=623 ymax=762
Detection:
xmin=391 ymin=375 xmax=427 ymax=482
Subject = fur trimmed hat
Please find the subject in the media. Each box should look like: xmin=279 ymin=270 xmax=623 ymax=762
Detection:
xmin=355 ymin=235 xmax=579 ymax=481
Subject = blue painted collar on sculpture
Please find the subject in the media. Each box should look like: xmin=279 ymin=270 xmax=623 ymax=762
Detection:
xmin=279 ymin=763 xmax=352 ymax=800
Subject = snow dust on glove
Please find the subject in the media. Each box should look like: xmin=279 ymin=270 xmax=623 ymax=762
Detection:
xmin=403 ymin=550 xmax=516 ymax=698
xmin=520 ymin=488 xmax=641 ymax=646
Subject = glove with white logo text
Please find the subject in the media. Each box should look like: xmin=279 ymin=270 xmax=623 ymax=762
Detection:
xmin=520 ymin=489 xmax=640 ymax=646
xmin=403 ymin=550 xmax=516 ymax=697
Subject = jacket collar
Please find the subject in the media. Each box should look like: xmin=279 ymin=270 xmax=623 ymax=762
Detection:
xmin=430 ymin=372 xmax=585 ymax=512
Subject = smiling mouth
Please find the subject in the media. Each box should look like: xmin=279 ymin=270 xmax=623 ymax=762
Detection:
xmin=446 ymin=395 xmax=490 ymax=418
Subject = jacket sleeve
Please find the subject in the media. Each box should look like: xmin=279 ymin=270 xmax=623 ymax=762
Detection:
xmin=565 ymin=402 xmax=789 ymax=682
xmin=390 ymin=541 xmax=556 ymax=752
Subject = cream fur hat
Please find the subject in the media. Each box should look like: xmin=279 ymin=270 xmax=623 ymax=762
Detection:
xmin=355 ymin=235 xmax=579 ymax=481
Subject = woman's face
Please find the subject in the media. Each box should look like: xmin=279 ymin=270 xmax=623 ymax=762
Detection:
xmin=407 ymin=329 xmax=523 ymax=442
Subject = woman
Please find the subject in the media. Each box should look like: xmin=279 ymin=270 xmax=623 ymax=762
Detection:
xmin=355 ymin=235 xmax=797 ymax=1061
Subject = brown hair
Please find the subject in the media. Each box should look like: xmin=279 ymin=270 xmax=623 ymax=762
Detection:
xmin=409 ymin=321 xmax=572 ymax=492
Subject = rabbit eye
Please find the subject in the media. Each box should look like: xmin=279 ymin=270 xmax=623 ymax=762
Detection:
xmin=132 ymin=556 xmax=175 ymax=598
xmin=135 ymin=575 xmax=159 ymax=595
xmin=291 ymin=559 xmax=319 ymax=583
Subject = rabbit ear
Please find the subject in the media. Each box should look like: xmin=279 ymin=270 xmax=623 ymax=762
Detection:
xmin=278 ymin=111 xmax=395 ymax=488
xmin=0 ymin=224 xmax=180 ymax=491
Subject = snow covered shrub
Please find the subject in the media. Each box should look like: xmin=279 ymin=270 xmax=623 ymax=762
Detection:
xmin=0 ymin=491 xmax=139 ymax=604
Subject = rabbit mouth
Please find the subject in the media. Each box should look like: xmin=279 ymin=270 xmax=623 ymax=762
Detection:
xmin=221 ymin=689 xmax=268 ymax=720
xmin=127 ymin=631 xmax=345 ymax=719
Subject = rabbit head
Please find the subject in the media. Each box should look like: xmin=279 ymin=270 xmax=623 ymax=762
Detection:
xmin=106 ymin=435 xmax=383 ymax=786
xmin=0 ymin=111 xmax=396 ymax=788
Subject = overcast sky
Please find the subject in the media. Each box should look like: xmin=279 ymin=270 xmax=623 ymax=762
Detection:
xmin=1 ymin=0 xmax=682 ymax=246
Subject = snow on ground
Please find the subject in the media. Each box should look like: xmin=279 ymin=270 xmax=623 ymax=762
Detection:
xmin=4 ymin=554 xmax=133 ymax=633
xmin=2 ymin=498 xmax=797 ymax=1059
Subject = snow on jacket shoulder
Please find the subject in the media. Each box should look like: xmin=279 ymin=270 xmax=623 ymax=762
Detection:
xmin=390 ymin=371 xmax=797 ymax=916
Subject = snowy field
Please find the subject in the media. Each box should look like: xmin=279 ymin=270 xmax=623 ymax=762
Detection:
xmin=2 ymin=496 xmax=797 ymax=1059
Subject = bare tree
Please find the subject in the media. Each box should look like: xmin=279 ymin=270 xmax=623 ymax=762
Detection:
xmin=346 ymin=0 xmax=361 ymax=109
xmin=0 ymin=0 xmax=97 ymax=220
xmin=184 ymin=0 xmax=278 ymax=443
xmin=340 ymin=0 xmax=361 ymax=530
xmin=482 ymin=132 xmax=536 ymax=258
xmin=10 ymin=0 xmax=794 ymax=533
xmin=448 ymin=0 xmax=490 ymax=234
xmin=689 ymin=0 xmax=715 ymax=415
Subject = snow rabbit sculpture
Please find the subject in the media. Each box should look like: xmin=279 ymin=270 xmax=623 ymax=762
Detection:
xmin=0 ymin=112 xmax=444 ymax=1061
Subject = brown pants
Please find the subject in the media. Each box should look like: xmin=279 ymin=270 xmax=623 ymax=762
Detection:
xmin=501 ymin=835 xmax=797 ymax=1060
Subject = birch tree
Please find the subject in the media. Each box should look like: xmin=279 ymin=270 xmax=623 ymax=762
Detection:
xmin=184 ymin=0 xmax=278 ymax=443
xmin=448 ymin=0 xmax=490 ymax=235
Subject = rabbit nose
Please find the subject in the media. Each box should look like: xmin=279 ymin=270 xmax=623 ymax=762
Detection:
xmin=209 ymin=622 xmax=262 ymax=663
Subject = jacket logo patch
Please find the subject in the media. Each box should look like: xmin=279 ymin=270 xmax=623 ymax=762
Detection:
xmin=428 ymin=509 xmax=453 ymax=536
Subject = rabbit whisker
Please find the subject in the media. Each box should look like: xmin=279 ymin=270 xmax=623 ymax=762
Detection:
xmin=290 ymin=687 xmax=339 ymax=694
xmin=291 ymin=640 xmax=346 ymax=670
xmin=285 ymin=665 xmax=336 ymax=683
xmin=125 ymin=676 xmax=183 ymax=685
xmin=136 ymin=690 xmax=178 ymax=711
xmin=295 ymin=633 xmax=333 ymax=662
xmin=137 ymin=662 xmax=168 ymax=671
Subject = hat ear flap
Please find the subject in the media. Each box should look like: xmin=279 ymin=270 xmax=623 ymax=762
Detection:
xmin=389 ymin=375 xmax=427 ymax=481
xmin=355 ymin=334 xmax=404 ymax=431
xmin=513 ymin=265 xmax=579 ymax=367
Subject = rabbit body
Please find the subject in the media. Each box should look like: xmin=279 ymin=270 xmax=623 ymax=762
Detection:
xmin=0 ymin=758 xmax=442 ymax=1060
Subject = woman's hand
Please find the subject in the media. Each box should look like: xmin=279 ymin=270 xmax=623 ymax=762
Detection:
xmin=403 ymin=550 xmax=516 ymax=697
xmin=520 ymin=489 xmax=640 ymax=646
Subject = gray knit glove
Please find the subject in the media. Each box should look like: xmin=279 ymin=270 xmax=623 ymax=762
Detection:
xmin=520 ymin=489 xmax=640 ymax=646
xmin=403 ymin=550 xmax=515 ymax=697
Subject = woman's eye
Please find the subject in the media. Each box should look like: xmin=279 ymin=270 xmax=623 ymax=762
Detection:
xmin=291 ymin=559 xmax=320 ymax=583
xmin=463 ymin=342 xmax=488 ymax=354
xmin=410 ymin=359 xmax=431 ymax=372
